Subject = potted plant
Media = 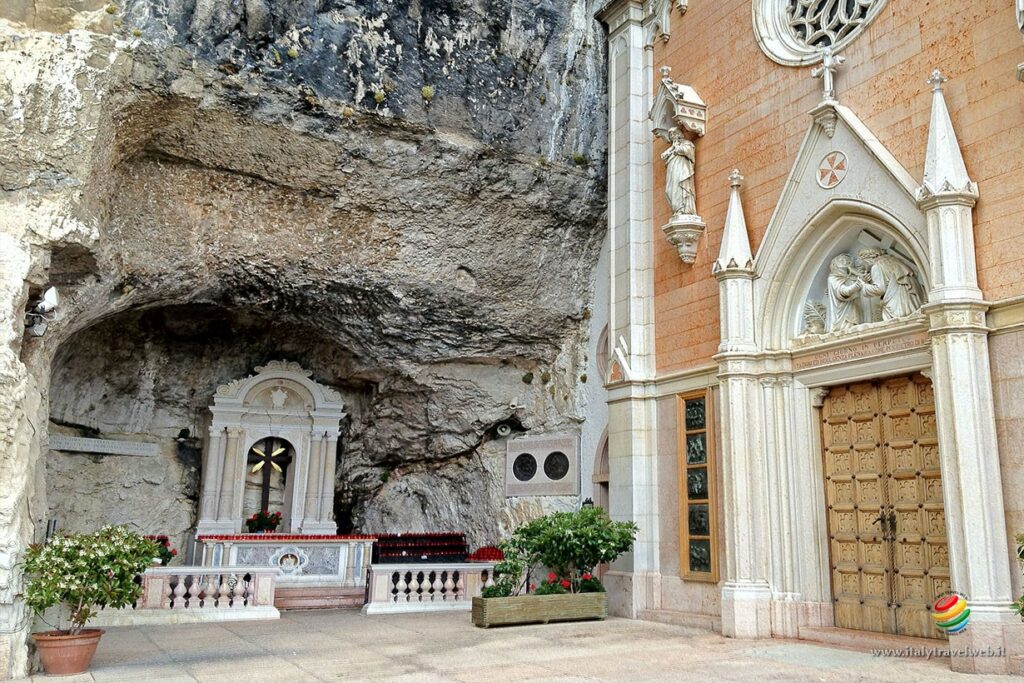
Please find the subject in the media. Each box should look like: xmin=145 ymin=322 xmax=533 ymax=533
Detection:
xmin=22 ymin=526 xmax=160 ymax=675
xmin=246 ymin=510 xmax=282 ymax=533
xmin=144 ymin=535 xmax=178 ymax=566
xmin=472 ymin=507 xmax=637 ymax=628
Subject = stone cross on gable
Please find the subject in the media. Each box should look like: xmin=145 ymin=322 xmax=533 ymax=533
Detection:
xmin=811 ymin=48 xmax=846 ymax=102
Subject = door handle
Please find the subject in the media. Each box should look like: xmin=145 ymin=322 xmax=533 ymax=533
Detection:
xmin=887 ymin=510 xmax=897 ymax=536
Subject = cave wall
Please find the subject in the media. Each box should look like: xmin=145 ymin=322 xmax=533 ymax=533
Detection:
xmin=1 ymin=0 xmax=608 ymax=675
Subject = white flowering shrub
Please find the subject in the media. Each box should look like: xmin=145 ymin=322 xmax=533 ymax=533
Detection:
xmin=22 ymin=526 xmax=161 ymax=633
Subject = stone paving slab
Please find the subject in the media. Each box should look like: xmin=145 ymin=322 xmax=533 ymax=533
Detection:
xmin=25 ymin=610 xmax=1017 ymax=682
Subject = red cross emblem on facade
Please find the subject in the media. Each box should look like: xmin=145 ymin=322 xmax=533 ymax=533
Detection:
xmin=817 ymin=151 xmax=848 ymax=189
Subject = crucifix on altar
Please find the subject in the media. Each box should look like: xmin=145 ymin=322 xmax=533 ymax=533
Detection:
xmin=244 ymin=437 xmax=294 ymax=517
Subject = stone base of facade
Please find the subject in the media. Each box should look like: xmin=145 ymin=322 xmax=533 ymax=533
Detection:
xmin=949 ymin=618 xmax=1024 ymax=675
xmin=720 ymin=582 xmax=772 ymax=638
xmin=604 ymin=570 xmax=661 ymax=619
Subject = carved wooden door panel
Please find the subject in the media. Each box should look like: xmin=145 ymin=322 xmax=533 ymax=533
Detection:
xmin=881 ymin=375 xmax=948 ymax=639
xmin=823 ymin=382 xmax=893 ymax=634
xmin=821 ymin=374 xmax=948 ymax=639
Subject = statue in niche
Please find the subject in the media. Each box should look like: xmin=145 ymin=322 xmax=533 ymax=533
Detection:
xmin=857 ymin=248 xmax=923 ymax=321
xmin=661 ymin=128 xmax=697 ymax=216
xmin=826 ymin=253 xmax=863 ymax=332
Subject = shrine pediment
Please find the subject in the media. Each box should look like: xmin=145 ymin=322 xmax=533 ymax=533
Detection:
xmin=752 ymin=102 xmax=930 ymax=350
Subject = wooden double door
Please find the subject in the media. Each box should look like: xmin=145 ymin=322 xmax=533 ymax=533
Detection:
xmin=821 ymin=374 xmax=950 ymax=639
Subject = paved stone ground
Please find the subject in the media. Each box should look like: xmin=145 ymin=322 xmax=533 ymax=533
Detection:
xmin=27 ymin=610 xmax=1017 ymax=682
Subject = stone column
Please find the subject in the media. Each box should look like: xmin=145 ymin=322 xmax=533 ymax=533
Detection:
xmin=199 ymin=425 xmax=225 ymax=522
xmin=319 ymin=433 xmax=338 ymax=524
xmin=917 ymin=70 xmax=1017 ymax=674
xmin=597 ymin=0 xmax=660 ymax=619
xmin=303 ymin=431 xmax=324 ymax=529
xmin=218 ymin=427 xmax=242 ymax=528
xmin=714 ymin=170 xmax=773 ymax=638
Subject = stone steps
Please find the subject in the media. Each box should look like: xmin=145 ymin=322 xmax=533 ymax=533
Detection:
xmin=637 ymin=609 xmax=721 ymax=633
xmin=797 ymin=626 xmax=945 ymax=654
xmin=275 ymin=586 xmax=364 ymax=610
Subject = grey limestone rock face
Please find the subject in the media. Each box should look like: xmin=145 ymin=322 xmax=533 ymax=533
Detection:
xmin=0 ymin=1 xmax=608 ymax=630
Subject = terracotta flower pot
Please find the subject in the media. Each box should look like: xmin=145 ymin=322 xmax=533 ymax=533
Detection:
xmin=33 ymin=629 xmax=104 ymax=675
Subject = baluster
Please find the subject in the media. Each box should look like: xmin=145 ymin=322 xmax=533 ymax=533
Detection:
xmin=217 ymin=574 xmax=231 ymax=609
xmin=165 ymin=575 xmax=176 ymax=608
xmin=484 ymin=570 xmax=495 ymax=589
xmin=443 ymin=571 xmax=454 ymax=602
xmin=454 ymin=571 xmax=464 ymax=601
xmin=231 ymin=573 xmax=246 ymax=608
xmin=190 ymin=574 xmax=205 ymax=608
xmin=432 ymin=571 xmax=443 ymax=602
xmin=390 ymin=572 xmax=400 ymax=603
xmin=396 ymin=572 xmax=408 ymax=603
xmin=408 ymin=571 xmax=420 ymax=603
xmin=172 ymin=575 xmax=187 ymax=609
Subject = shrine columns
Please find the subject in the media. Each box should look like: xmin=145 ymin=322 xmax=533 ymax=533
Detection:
xmin=217 ymin=427 xmax=243 ymax=528
xmin=319 ymin=433 xmax=339 ymax=524
xmin=303 ymin=432 xmax=324 ymax=529
xmin=199 ymin=426 xmax=225 ymax=520
xmin=917 ymin=71 xmax=1017 ymax=673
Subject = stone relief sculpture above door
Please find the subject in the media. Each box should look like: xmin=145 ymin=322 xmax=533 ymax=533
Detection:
xmin=800 ymin=229 xmax=925 ymax=338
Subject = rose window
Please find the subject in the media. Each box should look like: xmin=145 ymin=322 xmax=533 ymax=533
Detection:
xmin=753 ymin=0 xmax=887 ymax=66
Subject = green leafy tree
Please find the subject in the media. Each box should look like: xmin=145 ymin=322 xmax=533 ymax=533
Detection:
xmin=482 ymin=508 xmax=637 ymax=597
xmin=22 ymin=526 xmax=160 ymax=633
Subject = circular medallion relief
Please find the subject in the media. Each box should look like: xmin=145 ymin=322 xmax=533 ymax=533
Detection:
xmin=816 ymin=151 xmax=847 ymax=188
xmin=543 ymin=451 xmax=570 ymax=481
xmin=512 ymin=453 xmax=537 ymax=481
xmin=753 ymin=0 xmax=888 ymax=66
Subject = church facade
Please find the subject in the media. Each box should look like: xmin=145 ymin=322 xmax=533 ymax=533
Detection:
xmin=598 ymin=0 xmax=1024 ymax=673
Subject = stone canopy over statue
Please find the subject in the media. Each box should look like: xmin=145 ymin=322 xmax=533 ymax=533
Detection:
xmin=802 ymin=246 xmax=924 ymax=336
xmin=651 ymin=66 xmax=707 ymax=264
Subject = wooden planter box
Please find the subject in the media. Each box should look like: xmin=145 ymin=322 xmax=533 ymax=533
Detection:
xmin=472 ymin=592 xmax=608 ymax=628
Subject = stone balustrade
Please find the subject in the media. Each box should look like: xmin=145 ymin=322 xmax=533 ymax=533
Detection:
xmin=88 ymin=566 xmax=281 ymax=626
xmin=362 ymin=563 xmax=496 ymax=615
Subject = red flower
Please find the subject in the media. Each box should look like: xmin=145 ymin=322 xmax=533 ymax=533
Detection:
xmin=529 ymin=583 xmax=536 ymax=590
xmin=560 ymin=579 xmax=571 ymax=589
xmin=582 ymin=572 xmax=592 ymax=580
xmin=170 ymin=549 xmax=178 ymax=556
xmin=547 ymin=572 xmax=557 ymax=582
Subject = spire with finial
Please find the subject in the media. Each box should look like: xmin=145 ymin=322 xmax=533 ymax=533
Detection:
xmin=919 ymin=69 xmax=977 ymax=201
xmin=714 ymin=169 xmax=753 ymax=273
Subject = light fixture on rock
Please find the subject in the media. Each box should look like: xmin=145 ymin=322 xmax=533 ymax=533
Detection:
xmin=25 ymin=287 xmax=60 ymax=337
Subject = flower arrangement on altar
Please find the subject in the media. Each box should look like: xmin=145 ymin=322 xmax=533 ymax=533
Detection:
xmin=246 ymin=510 xmax=282 ymax=533
xmin=144 ymin=535 xmax=178 ymax=566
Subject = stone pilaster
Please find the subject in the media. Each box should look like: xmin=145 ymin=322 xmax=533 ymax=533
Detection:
xmin=303 ymin=432 xmax=324 ymax=526
xmin=199 ymin=425 xmax=224 ymax=521
xmin=319 ymin=433 xmax=339 ymax=525
xmin=713 ymin=170 xmax=773 ymax=638
xmin=218 ymin=427 xmax=243 ymax=530
xmin=597 ymin=0 xmax=660 ymax=618
xmin=917 ymin=70 xmax=1018 ymax=672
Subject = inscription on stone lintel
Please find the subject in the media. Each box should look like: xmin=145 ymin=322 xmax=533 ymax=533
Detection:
xmin=50 ymin=435 xmax=158 ymax=456
xmin=793 ymin=332 xmax=929 ymax=371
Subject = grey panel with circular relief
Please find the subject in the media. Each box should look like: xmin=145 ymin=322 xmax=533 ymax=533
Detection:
xmin=505 ymin=435 xmax=579 ymax=497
